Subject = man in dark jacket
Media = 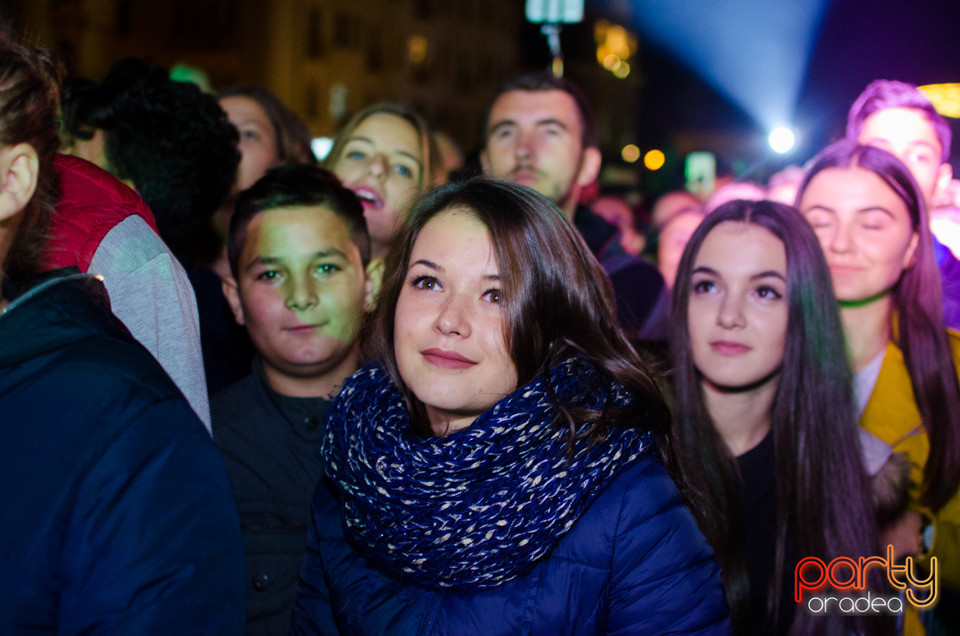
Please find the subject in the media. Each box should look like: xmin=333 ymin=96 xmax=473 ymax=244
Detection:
xmin=0 ymin=32 xmax=244 ymax=633
xmin=480 ymin=72 xmax=668 ymax=338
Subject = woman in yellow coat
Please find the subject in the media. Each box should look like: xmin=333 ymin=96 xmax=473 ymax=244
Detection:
xmin=797 ymin=139 xmax=960 ymax=633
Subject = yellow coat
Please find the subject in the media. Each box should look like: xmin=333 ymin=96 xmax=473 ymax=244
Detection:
xmin=860 ymin=332 xmax=960 ymax=629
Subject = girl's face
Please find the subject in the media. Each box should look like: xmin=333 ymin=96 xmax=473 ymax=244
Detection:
xmin=688 ymin=222 xmax=789 ymax=391
xmin=332 ymin=113 xmax=424 ymax=256
xmin=220 ymin=95 xmax=281 ymax=193
xmin=798 ymin=165 xmax=919 ymax=305
xmin=393 ymin=208 xmax=518 ymax=435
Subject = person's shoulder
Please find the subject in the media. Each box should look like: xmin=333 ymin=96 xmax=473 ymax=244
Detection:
xmin=577 ymin=453 xmax=729 ymax=633
xmin=41 ymin=333 xmax=196 ymax=425
xmin=566 ymin=452 xmax=680 ymax=537
xmin=93 ymin=215 xmax=171 ymax=267
xmin=947 ymin=328 xmax=960 ymax=347
xmin=948 ymin=329 xmax=960 ymax=363
xmin=607 ymin=253 xmax=664 ymax=286
xmin=47 ymin=155 xmax=159 ymax=271
xmin=573 ymin=205 xmax=618 ymax=252
xmin=2 ymin=275 xmax=194 ymax=425
xmin=210 ymin=372 xmax=263 ymax=433
xmin=51 ymin=315 xmax=178 ymax=391
xmin=3 ymin=330 xmax=208 ymax=455
xmin=603 ymin=453 xmax=680 ymax=511
xmin=211 ymin=372 xmax=259 ymax=407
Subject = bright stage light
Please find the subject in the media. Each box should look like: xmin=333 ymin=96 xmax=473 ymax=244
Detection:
xmin=768 ymin=127 xmax=795 ymax=154
xmin=620 ymin=1 xmax=829 ymax=141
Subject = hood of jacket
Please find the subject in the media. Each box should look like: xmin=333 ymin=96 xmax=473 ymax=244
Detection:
xmin=0 ymin=269 xmax=127 ymax=369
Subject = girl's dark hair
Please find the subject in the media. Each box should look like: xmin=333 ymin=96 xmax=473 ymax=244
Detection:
xmin=797 ymin=140 xmax=960 ymax=512
xmin=368 ymin=177 xmax=671 ymax=451
xmin=324 ymin=102 xmax=443 ymax=190
xmin=0 ymin=31 xmax=62 ymax=279
xmin=217 ymin=84 xmax=317 ymax=165
xmin=670 ymin=199 xmax=878 ymax=634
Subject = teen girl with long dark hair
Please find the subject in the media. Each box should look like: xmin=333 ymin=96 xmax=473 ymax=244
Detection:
xmin=669 ymin=199 xmax=880 ymax=635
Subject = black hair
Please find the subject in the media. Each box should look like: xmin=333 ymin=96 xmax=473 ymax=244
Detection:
xmin=76 ymin=57 xmax=240 ymax=253
xmin=59 ymin=78 xmax=98 ymax=144
xmin=228 ymin=164 xmax=370 ymax=278
xmin=670 ymin=199 xmax=880 ymax=635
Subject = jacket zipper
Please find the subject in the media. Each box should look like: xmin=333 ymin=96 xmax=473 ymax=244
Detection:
xmin=418 ymin=591 xmax=443 ymax=635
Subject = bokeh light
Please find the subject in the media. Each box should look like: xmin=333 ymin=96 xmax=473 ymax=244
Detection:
xmin=595 ymin=19 xmax=636 ymax=79
xmin=408 ymin=35 xmax=428 ymax=64
xmin=621 ymin=144 xmax=641 ymax=163
xmin=644 ymin=149 xmax=666 ymax=170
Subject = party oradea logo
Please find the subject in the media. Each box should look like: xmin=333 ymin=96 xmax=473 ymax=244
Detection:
xmin=795 ymin=545 xmax=937 ymax=615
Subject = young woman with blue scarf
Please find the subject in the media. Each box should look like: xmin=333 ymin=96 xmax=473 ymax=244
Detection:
xmin=291 ymin=178 xmax=730 ymax=634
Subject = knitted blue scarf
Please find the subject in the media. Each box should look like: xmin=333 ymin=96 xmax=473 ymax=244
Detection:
xmin=322 ymin=355 xmax=653 ymax=590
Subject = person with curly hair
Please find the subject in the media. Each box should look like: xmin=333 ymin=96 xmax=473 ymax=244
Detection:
xmin=50 ymin=59 xmax=244 ymax=425
xmin=61 ymin=57 xmax=253 ymax=393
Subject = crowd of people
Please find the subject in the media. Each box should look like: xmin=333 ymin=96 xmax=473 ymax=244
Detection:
xmin=2 ymin=26 xmax=960 ymax=636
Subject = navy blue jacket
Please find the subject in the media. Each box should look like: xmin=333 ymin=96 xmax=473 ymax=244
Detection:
xmin=292 ymin=455 xmax=730 ymax=635
xmin=0 ymin=271 xmax=245 ymax=634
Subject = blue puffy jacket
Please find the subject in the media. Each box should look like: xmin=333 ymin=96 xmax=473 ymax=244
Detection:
xmin=0 ymin=271 xmax=245 ymax=634
xmin=292 ymin=454 xmax=730 ymax=635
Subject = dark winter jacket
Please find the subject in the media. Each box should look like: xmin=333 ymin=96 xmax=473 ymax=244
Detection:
xmin=292 ymin=457 xmax=730 ymax=635
xmin=0 ymin=270 xmax=245 ymax=634
xmin=574 ymin=205 xmax=668 ymax=339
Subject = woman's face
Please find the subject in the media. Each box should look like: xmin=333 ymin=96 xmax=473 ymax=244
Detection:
xmin=332 ymin=113 xmax=423 ymax=256
xmin=220 ymin=95 xmax=280 ymax=193
xmin=798 ymin=165 xmax=919 ymax=304
xmin=688 ymin=222 xmax=788 ymax=391
xmin=393 ymin=208 xmax=518 ymax=435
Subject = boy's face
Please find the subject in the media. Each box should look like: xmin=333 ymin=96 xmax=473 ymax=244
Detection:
xmin=224 ymin=205 xmax=373 ymax=395
xmin=857 ymin=107 xmax=953 ymax=204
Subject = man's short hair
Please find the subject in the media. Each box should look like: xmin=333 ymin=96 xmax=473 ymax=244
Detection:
xmin=228 ymin=164 xmax=370 ymax=278
xmin=482 ymin=72 xmax=598 ymax=150
xmin=846 ymin=79 xmax=952 ymax=163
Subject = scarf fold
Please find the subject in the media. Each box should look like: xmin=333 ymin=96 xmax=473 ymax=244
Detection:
xmin=322 ymin=355 xmax=653 ymax=589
